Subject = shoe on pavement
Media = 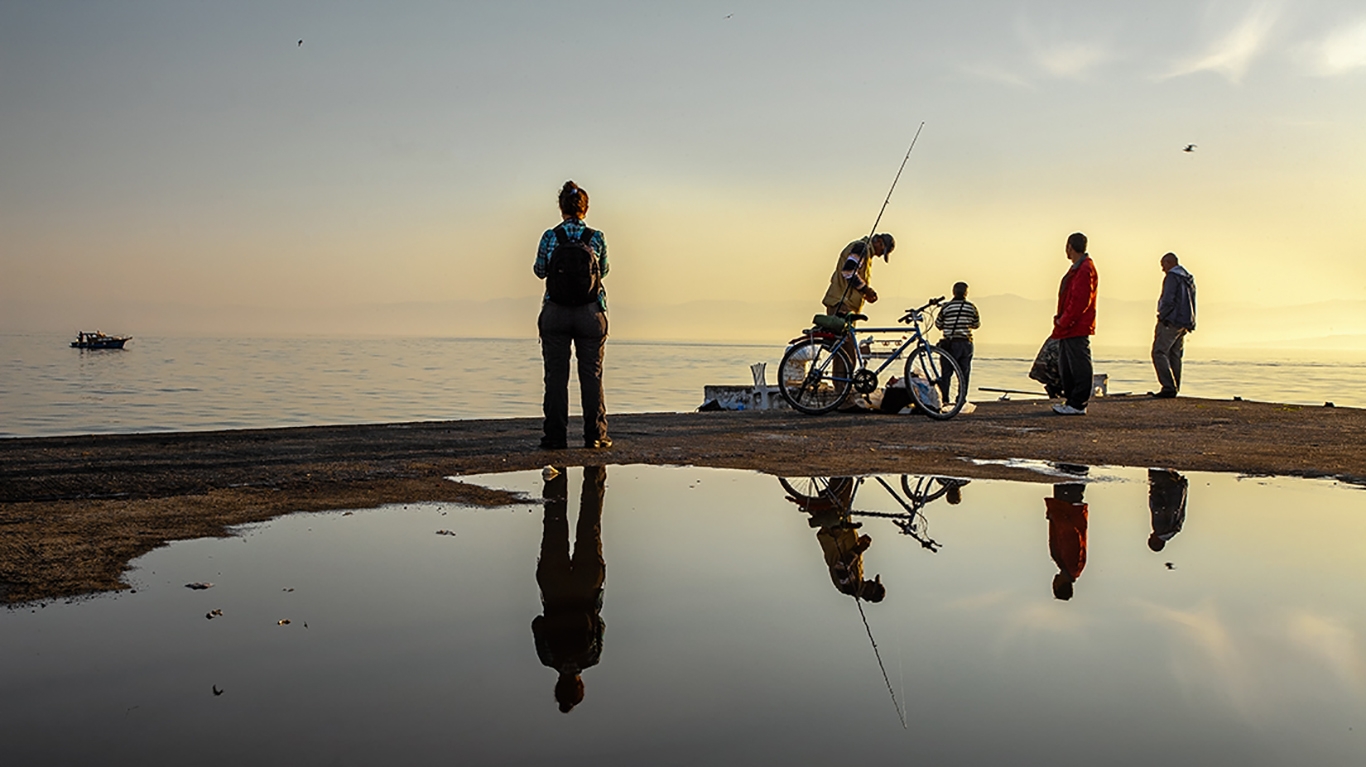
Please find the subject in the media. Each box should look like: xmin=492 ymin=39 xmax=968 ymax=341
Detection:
xmin=584 ymin=436 xmax=613 ymax=449
xmin=1151 ymin=390 xmax=1178 ymax=399
xmin=1052 ymin=403 xmax=1087 ymax=415
xmin=539 ymin=437 xmax=568 ymax=450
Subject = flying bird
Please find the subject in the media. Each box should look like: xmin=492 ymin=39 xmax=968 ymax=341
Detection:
xmin=298 ymin=39 xmax=304 ymax=47
xmin=1183 ymin=144 xmax=1196 ymax=152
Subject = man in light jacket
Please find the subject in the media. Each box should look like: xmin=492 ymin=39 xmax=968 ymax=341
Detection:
xmin=1151 ymin=252 xmax=1196 ymax=398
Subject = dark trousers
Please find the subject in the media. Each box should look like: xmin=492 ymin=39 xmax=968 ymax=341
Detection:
xmin=1151 ymin=321 xmax=1187 ymax=395
xmin=1057 ymin=335 xmax=1093 ymax=410
xmin=937 ymin=338 xmax=974 ymax=394
xmin=539 ymin=302 xmax=608 ymax=444
xmin=538 ymin=466 xmax=607 ymax=605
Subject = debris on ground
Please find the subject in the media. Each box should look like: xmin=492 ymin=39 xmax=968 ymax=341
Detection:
xmin=185 ymin=582 xmax=213 ymax=590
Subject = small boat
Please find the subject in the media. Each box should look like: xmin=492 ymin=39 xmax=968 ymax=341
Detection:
xmin=71 ymin=331 xmax=131 ymax=349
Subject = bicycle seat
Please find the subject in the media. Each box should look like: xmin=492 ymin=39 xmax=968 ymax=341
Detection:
xmin=846 ymin=313 xmax=868 ymax=323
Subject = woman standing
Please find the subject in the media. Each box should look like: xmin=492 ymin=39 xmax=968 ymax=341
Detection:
xmin=534 ymin=181 xmax=611 ymax=450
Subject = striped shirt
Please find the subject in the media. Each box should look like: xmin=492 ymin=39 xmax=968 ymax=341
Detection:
xmin=935 ymin=298 xmax=980 ymax=341
xmin=534 ymin=219 xmax=609 ymax=312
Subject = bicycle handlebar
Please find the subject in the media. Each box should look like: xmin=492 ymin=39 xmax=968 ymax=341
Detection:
xmin=897 ymin=296 xmax=945 ymax=324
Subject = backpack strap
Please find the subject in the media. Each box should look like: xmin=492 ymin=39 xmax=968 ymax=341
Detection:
xmin=579 ymin=227 xmax=596 ymax=244
xmin=552 ymin=225 xmax=569 ymax=247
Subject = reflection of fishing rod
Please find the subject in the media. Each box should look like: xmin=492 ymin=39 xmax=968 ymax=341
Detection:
xmin=855 ymin=596 xmax=908 ymax=729
xmin=865 ymin=121 xmax=925 ymax=246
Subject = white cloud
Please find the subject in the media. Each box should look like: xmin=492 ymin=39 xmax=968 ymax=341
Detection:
xmin=1164 ymin=2 xmax=1282 ymax=83
xmin=1309 ymin=17 xmax=1366 ymax=75
xmin=1033 ymin=41 xmax=1115 ymax=79
xmin=959 ymin=62 xmax=1035 ymax=89
xmin=1286 ymin=612 xmax=1363 ymax=692
xmin=1016 ymin=17 xmax=1117 ymax=80
xmin=1138 ymin=600 xmax=1262 ymax=718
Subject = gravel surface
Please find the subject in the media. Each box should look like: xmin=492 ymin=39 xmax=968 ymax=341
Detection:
xmin=3 ymin=396 xmax=1362 ymax=604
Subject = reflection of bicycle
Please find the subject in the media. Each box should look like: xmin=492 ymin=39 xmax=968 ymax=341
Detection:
xmin=777 ymin=297 xmax=966 ymax=418
xmin=779 ymin=475 xmax=968 ymax=553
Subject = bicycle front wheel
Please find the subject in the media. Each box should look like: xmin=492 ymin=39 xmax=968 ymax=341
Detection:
xmin=778 ymin=338 xmax=853 ymax=415
xmin=903 ymin=345 xmax=966 ymax=420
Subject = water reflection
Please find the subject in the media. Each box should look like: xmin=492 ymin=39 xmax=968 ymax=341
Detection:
xmin=779 ymin=475 xmax=975 ymax=600
xmin=1148 ymin=469 xmax=1188 ymax=553
xmin=1046 ymin=465 xmax=1090 ymax=601
xmin=3 ymin=465 xmax=1364 ymax=765
xmin=533 ymin=465 xmax=607 ymax=713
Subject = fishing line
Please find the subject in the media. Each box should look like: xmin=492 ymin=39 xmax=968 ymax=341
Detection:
xmin=856 ymin=595 xmax=908 ymax=729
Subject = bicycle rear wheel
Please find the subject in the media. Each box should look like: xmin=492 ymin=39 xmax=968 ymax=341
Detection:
xmin=778 ymin=337 xmax=853 ymax=415
xmin=903 ymin=345 xmax=966 ymax=420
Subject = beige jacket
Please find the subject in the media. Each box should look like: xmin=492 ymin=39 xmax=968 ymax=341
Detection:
xmin=822 ymin=239 xmax=874 ymax=315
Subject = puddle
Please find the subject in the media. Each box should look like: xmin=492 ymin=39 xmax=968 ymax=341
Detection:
xmin=3 ymin=465 xmax=1365 ymax=765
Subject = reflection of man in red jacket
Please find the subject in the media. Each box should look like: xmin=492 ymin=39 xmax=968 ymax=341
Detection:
xmin=1051 ymin=232 xmax=1098 ymax=415
xmin=1046 ymin=483 xmax=1088 ymax=600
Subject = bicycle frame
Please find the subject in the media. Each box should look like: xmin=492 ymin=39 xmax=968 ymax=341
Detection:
xmin=801 ymin=301 xmax=945 ymax=386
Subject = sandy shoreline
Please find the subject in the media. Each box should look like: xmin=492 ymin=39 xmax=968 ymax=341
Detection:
xmin=3 ymin=396 xmax=1363 ymax=604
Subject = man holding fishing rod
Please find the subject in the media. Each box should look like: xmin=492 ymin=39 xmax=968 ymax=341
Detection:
xmin=821 ymin=122 xmax=922 ymax=320
xmin=822 ymin=233 xmax=896 ymax=317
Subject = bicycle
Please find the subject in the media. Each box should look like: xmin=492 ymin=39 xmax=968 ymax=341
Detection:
xmin=777 ymin=297 xmax=967 ymax=418
xmin=778 ymin=474 xmax=970 ymax=553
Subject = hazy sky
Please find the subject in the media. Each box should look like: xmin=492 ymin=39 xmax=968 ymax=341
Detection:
xmin=2 ymin=1 xmax=1364 ymax=335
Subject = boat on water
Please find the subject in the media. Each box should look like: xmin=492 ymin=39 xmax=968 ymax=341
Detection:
xmin=71 ymin=331 xmax=131 ymax=349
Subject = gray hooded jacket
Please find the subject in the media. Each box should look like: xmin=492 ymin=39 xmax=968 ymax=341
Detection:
xmin=1157 ymin=265 xmax=1196 ymax=331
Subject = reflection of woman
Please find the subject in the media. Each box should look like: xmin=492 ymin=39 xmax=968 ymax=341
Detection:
xmin=1046 ymin=483 xmax=1088 ymax=600
xmin=532 ymin=465 xmax=607 ymax=713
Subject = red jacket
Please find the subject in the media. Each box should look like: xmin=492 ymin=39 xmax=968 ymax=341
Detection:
xmin=1052 ymin=256 xmax=1097 ymax=339
xmin=1046 ymin=498 xmax=1088 ymax=579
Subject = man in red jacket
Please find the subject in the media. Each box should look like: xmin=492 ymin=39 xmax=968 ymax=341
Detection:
xmin=1051 ymin=232 xmax=1098 ymax=415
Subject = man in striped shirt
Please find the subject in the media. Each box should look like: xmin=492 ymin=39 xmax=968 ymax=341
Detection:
xmin=935 ymin=282 xmax=981 ymax=393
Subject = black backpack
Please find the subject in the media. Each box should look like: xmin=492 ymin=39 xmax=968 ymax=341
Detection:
xmin=545 ymin=225 xmax=601 ymax=306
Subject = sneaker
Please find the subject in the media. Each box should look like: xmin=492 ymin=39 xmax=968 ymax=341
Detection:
xmin=1052 ymin=403 xmax=1087 ymax=416
xmin=1151 ymin=390 xmax=1177 ymax=399
xmin=584 ymin=436 xmax=613 ymax=449
xmin=539 ymin=437 xmax=568 ymax=450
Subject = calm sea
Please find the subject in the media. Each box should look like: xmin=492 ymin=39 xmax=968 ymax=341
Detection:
xmin=2 ymin=332 xmax=1363 ymax=438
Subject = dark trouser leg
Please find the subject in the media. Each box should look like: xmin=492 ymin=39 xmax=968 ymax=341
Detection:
xmin=949 ymin=339 xmax=973 ymax=393
xmin=572 ymin=306 xmax=609 ymax=443
xmin=1057 ymin=336 xmax=1093 ymax=410
xmin=537 ymin=468 xmax=571 ymax=597
xmin=539 ymin=304 xmax=573 ymax=443
xmin=571 ymin=466 xmax=607 ymax=593
xmin=1151 ymin=321 xmax=1186 ymax=395
xmin=1170 ymin=329 xmax=1184 ymax=391
xmin=936 ymin=339 xmax=972 ymax=402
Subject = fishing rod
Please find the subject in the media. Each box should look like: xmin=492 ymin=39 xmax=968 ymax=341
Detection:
xmin=829 ymin=122 xmax=926 ymax=315
xmin=865 ymin=121 xmax=925 ymax=246
xmin=855 ymin=595 xmax=908 ymax=729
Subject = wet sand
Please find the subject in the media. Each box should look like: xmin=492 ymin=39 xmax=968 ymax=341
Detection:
xmin=3 ymin=396 xmax=1363 ymax=604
